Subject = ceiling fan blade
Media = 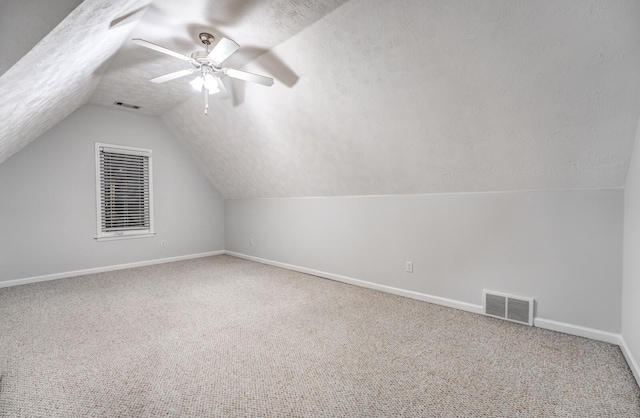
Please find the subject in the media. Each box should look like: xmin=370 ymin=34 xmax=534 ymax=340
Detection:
xmin=208 ymin=37 xmax=240 ymax=64
xmin=150 ymin=69 xmax=196 ymax=84
xmin=224 ymin=68 xmax=274 ymax=87
xmin=132 ymin=38 xmax=194 ymax=62
xmin=110 ymin=6 xmax=148 ymax=29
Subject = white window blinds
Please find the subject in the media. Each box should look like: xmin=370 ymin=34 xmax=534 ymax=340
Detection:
xmin=95 ymin=143 xmax=154 ymax=239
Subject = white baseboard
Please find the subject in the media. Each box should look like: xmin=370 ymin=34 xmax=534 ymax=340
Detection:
xmin=0 ymin=251 xmax=225 ymax=288
xmin=225 ymin=251 xmax=483 ymax=315
xmin=533 ymin=318 xmax=621 ymax=345
xmin=619 ymin=336 xmax=640 ymax=387
xmin=225 ymin=251 xmax=630 ymax=347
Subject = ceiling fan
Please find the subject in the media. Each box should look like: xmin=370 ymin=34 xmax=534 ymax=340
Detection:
xmin=132 ymin=33 xmax=274 ymax=114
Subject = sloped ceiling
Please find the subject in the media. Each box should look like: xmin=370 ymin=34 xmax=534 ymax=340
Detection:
xmin=2 ymin=0 xmax=640 ymax=198
xmin=0 ymin=0 xmax=347 ymax=164
xmin=0 ymin=0 xmax=83 ymax=76
xmin=0 ymin=0 xmax=148 ymax=164
xmin=163 ymin=0 xmax=640 ymax=198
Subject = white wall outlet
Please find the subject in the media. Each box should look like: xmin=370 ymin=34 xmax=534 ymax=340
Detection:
xmin=405 ymin=261 xmax=413 ymax=273
xmin=249 ymin=238 xmax=254 ymax=247
xmin=161 ymin=240 xmax=166 ymax=247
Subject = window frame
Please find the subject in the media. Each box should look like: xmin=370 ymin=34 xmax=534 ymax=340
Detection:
xmin=94 ymin=142 xmax=155 ymax=241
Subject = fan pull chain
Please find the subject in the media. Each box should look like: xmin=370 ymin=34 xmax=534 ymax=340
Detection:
xmin=204 ymin=87 xmax=209 ymax=115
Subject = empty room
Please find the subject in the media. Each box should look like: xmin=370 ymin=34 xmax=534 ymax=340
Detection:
xmin=1 ymin=0 xmax=640 ymax=416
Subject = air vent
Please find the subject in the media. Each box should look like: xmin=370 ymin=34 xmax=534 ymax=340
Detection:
xmin=113 ymin=101 xmax=140 ymax=109
xmin=483 ymin=290 xmax=534 ymax=326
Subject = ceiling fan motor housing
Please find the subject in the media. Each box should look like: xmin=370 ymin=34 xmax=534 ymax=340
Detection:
xmin=190 ymin=51 xmax=209 ymax=66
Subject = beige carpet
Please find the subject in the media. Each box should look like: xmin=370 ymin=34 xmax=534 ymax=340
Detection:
xmin=0 ymin=255 xmax=638 ymax=417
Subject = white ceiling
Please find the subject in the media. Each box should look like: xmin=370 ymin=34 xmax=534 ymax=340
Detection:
xmin=1 ymin=0 xmax=640 ymax=198
xmin=0 ymin=0 xmax=148 ymax=164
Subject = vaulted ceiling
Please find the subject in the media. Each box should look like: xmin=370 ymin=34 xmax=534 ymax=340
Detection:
xmin=2 ymin=0 xmax=640 ymax=198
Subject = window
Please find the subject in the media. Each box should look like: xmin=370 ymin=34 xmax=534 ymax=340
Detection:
xmin=95 ymin=143 xmax=154 ymax=240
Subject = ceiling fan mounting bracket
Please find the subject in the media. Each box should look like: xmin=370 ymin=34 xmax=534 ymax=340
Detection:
xmin=199 ymin=33 xmax=215 ymax=46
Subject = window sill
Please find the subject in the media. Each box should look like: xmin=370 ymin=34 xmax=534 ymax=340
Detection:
xmin=95 ymin=233 xmax=156 ymax=242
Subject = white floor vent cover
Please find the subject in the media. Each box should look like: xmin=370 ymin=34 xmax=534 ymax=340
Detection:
xmin=483 ymin=290 xmax=534 ymax=326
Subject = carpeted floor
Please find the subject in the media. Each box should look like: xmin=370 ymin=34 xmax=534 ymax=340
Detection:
xmin=0 ymin=255 xmax=639 ymax=417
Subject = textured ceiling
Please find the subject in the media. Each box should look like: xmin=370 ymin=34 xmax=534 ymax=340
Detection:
xmin=163 ymin=0 xmax=640 ymax=198
xmin=0 ymin=0 xmax=147 ymax=164
xmin=2 ymin=0 xmax=640 ymax=198
xmin=0 ymin=0 xmax=83 ymax=76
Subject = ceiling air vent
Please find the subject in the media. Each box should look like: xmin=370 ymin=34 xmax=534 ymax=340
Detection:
xmin=483 ymin=290 xmax=534 ymax=326
xmin=113 ymin=101 xmax=140 ymax=109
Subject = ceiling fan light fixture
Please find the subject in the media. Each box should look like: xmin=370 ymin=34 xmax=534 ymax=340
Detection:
xmin=204 ymin=73 xmax=220 ymax=94
xmin=189 ymin=76 xmax=204 ymax=91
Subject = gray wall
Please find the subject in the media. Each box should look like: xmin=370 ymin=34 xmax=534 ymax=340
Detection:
xmin=0 ymin=104 xmax=225 ymax=283
xmin=226 ymin=190 xmax=624 ymax=333
xmin=622 ymin=115 xmax=640 ymax=376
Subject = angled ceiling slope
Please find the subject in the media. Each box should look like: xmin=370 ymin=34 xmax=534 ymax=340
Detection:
xmin=2 ymin=1 xmax=640 ymax=200
xmin=0 ymin=0 xmax=84 ymax=76
xmin=0 ymin=0 xmax=350 ymax=166
xmin=0 ymin=0 xmax=148 ymax=165
xmin=163 ymin=0 xmax=640 ymax=199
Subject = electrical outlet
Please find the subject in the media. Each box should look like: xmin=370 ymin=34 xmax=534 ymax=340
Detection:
xmin=249 ymin=238 xmax=254 ymax=247
xmin=161 ymin=240 xmax=166 ymax=248
xmin=405 ymin=261 xmax=413 ymax=273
